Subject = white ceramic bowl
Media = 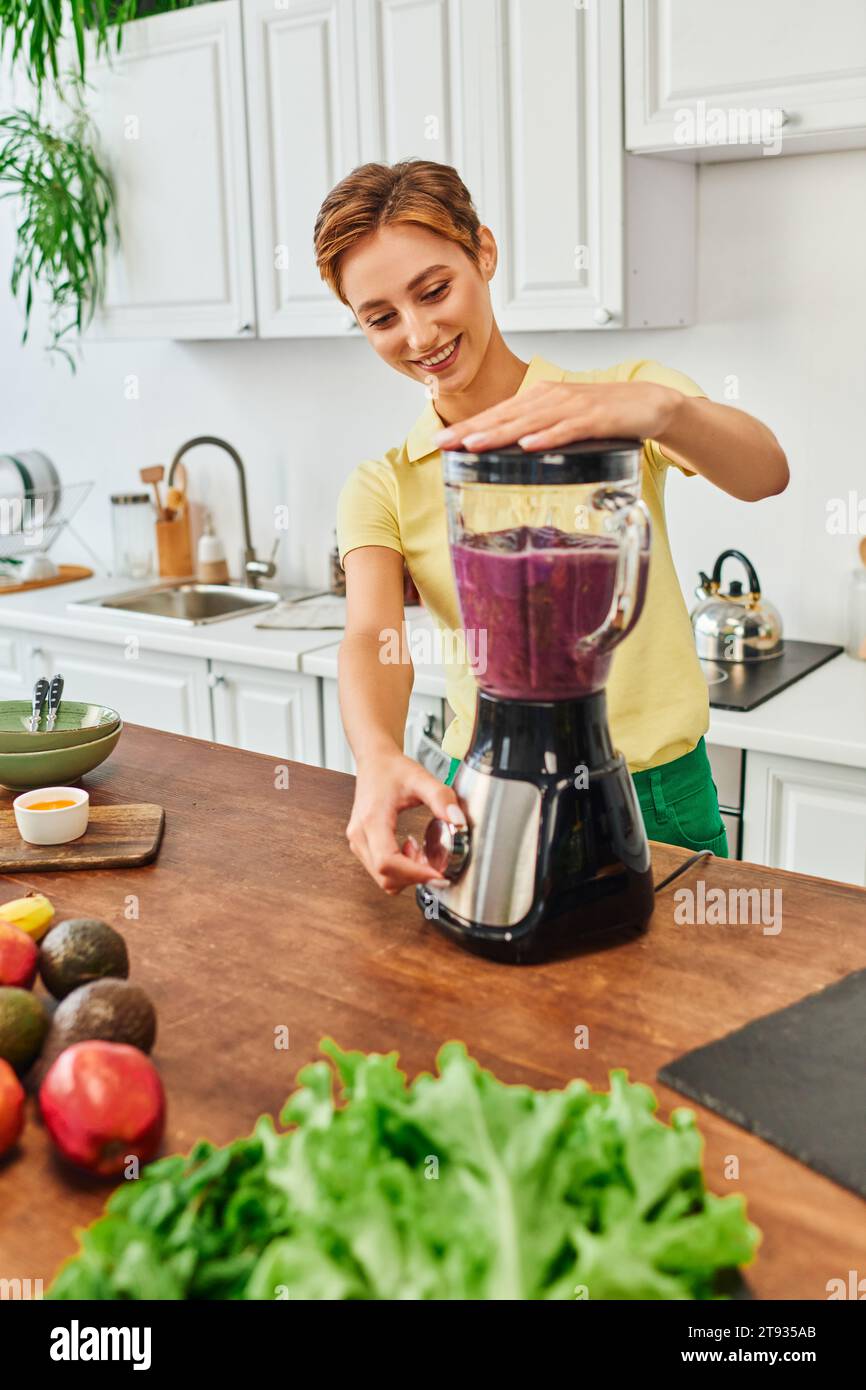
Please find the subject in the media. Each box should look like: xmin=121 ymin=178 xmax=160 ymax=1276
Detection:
xmin=13 ymin=785 xmax=90 ymax=845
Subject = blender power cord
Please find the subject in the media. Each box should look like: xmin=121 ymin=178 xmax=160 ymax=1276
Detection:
xmin=653 ymin=849 xmax=715 ymax=894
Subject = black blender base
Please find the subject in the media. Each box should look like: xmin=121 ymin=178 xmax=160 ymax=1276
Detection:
xmin=418 ymin=867 xmax=654 ymax=965
xmin=417 ymin=689 xmax=655 ymax=965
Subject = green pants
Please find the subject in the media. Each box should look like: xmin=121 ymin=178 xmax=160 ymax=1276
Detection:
xmin=444 ymin=735 xmax=728 ymax=858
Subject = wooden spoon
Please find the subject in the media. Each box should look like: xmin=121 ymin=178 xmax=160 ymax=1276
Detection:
xmin=164 ymin=460 xmax=187 ymax=521
xmin=173 ymin=460 xmax=188 ymax=495
xmin=140 ymin=465 xmax=166 ymax=520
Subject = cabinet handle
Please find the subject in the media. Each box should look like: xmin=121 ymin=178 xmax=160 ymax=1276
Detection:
xmin=208 ymin=672 xmax=227 ymax=689
xmin=344 ymin=312 xmax=362 ymax=332
xmin=592 ymin=306 xmax=612 ymax=326
xmin=237 ymin=322 xmax=254 ymax=335
xmin=773 ymin=109 xmax=790 ymax=128
xmin=30 ymin=646 xmax=46 ymax=660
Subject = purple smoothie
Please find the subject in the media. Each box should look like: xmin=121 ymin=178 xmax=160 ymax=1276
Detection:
xmin=451 ymin=525 xmax=648 ymax=699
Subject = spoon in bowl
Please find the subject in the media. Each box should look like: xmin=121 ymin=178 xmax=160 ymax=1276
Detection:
xmin=28 ymin=676 xmax=49 ymax=732
xmin=45 ymin=674 xmax=64 ymax=732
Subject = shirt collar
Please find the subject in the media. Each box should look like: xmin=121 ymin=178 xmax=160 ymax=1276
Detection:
xmin=404 ymin=354 xmax=567 ymax=463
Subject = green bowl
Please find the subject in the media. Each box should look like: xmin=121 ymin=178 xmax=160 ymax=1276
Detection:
xmin=0 ymin=701 xmax=121 ymax=752
xmin=0 ymin=722 xmax=123 ymax=790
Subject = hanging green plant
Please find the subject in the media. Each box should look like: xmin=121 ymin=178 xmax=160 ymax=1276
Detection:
xmin=0 ymin=0 xmax=214 ymax=364
xmin=0 ymin=0 xmax=134 ymax=89
xmin=0 ymin=79 xmax=117 ymax=370
xmin=0 ymin=1 xmax=208 ymax=95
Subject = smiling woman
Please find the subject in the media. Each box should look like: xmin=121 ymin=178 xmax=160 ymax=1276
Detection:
xmin=313 ymin=159 xmax=788 ymax=898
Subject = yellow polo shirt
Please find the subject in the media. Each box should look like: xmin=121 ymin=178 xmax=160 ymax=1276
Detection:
xmin=337 ymin=355 xmax=710 ymax=773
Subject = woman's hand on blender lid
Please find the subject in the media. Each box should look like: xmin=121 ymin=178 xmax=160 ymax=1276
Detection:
xmin=433 ymin=379 xmax=681 ymax=453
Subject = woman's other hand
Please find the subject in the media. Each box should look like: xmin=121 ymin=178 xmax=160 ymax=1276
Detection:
xmin=347 ymin=748 xmax=467 ymax=895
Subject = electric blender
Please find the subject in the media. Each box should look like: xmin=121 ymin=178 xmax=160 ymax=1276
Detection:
xmin=416 ymin=438 xmax=655 ymax=964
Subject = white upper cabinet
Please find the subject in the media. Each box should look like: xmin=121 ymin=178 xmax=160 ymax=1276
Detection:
xmin=242 ymin=0 xmax=362 ymax=336
xmin=625 ymin=0 xmax=866 ymax=160
xmin=353 ymin=0 xmax=473 ymax=173
xmin=72 ymin=0 xmax=698 ymax=339
xmin=82 ymin=0 xmax=256 ymax=339
xmin=247 ymin=0 xmax=694 ymax=335
xmin=474 ymin=0 xmax=695 ymax=330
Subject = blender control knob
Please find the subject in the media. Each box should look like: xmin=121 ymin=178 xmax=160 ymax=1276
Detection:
xmin=424 ymin=817 xmax=471 ymax=879
xmin=593 ymin=306 xmax=612 ymax=325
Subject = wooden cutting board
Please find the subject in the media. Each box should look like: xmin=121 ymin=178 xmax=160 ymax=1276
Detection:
xmin=0 ymin=803 xmax=164 ymax=870
xmin=0 ymin=564 xmax=93 ymax=596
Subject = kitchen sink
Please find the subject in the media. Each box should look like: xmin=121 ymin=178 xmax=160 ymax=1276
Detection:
xmin=68 ymin=581 xmax=283 ymax=626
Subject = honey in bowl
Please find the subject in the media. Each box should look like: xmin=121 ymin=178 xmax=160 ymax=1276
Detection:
xmin=25 ymin=799 xmax=79 ymax=811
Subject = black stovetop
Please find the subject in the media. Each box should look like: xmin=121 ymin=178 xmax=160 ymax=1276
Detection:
xmin=703 ymin=640 xmax=844 ymax=712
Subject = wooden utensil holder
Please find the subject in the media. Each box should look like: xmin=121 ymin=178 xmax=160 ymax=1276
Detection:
xmin=156 ymin=510 xmax=194 ymax=578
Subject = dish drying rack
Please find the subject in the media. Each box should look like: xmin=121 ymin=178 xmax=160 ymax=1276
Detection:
xmin=0 ymin=481 xmax=100 ymax=585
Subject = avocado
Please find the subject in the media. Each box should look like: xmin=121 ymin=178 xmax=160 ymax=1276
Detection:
xmin=38 ymin=918 xmax=129 ymax=1000
xmin=31 ymin=978 xmax=157 ymax=1089
xmin=0 ymin=986 xmax=49 ymax=1072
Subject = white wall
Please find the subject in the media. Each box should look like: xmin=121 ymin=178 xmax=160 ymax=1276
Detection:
xmin=1 ymin=146 xmax=863 ymax=643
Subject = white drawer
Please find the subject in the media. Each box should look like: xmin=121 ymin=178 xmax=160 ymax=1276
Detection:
xmin=721 ymin=811 xmax=742 ymax=860
xmin=0 ymin=628 xmax=28 ymax=695
xmin=707 ymin=743 xmax=743 ymax=811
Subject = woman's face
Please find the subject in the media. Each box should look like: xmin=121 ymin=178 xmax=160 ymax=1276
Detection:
xmin=340 ymin=223 xmax=497 ymax=396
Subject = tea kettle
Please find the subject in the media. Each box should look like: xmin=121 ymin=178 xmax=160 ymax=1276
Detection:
xmin=691 ymin=549 xmax=783 ymax=661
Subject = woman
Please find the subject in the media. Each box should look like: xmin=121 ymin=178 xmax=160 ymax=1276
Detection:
xmin=314 ymin=160 xmax=788 ymax=897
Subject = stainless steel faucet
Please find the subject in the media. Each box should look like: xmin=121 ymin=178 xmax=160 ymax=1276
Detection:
xmin=166 ymin=435 xmax=279 ymax=589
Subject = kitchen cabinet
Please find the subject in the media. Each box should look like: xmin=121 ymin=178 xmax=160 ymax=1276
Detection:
xmin=80 ymin=0 xmax=256 ymax=339
xmin=467 ymin=0 xmax=695 ymax=330
xmin=209 ymin=658 xmax=323 ymax=764
xmin=19 ymin=627 xmax=323 ymax=763
xmin=321 ymin=676 xmax=445 ymax=773
xmin=25 ymin=633 xmax=212 ymax=736
xmin=242 ymin=0 xmax=362 ymax=337
xmin=353 ymin=0 xmax=477 ymax=179
xmin=84 ymin=0 xmax=694 ymax=340
xmin=243 ymin=0 xmax=475 ymax=336
xmin=743 ymin=750 xmax=866 ymax=888
xmin=625 ymin=0 xmax=866 ymax=160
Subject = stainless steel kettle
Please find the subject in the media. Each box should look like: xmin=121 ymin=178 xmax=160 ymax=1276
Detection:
xmin=691 ymin=549 xmax=783 ymax=661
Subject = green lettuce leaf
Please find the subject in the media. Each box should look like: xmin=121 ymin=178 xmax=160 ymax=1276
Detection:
xmin=48 ymin=1040 xmax=759 ymax=1301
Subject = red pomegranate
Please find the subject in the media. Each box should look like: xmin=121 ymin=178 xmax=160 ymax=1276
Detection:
xmin=0 ymin=1057 xmax=25 ymax=1156
xmin=0 ymin=920 xmax=38 ymax=989
xmin=39 ymin=1040 xmax=165 ymax=1176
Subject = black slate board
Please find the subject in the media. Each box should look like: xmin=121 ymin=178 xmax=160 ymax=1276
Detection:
xmin=658 ymin=970 xmax=866 ymax=1200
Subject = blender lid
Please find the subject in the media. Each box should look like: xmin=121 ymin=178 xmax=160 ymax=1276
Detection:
xmin=441 ymin=437 xmax=643 ymax=485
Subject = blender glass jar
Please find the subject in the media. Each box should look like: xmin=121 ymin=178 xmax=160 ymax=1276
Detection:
xmin=443 ymin=440 xmax=651 ymax=699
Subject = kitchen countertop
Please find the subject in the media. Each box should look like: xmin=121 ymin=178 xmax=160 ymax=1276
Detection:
xmin=305 ymin=632 xmax=866 ymax=770
xmin=1 ymin=722 xmax=865 ymax=1299
xmin=0 ymin=574 xmax=345 ymax=673
xmin=1 ymin=575 xmax=865 ymax=764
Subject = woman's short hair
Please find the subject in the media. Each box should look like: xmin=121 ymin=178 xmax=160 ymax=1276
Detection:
xmin=314 ymin=158 xmax=483 ymax=307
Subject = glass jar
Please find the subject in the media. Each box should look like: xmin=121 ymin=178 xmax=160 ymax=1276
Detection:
xmin=847 ymin=568 xmax=866 ymax=660
xmin=111 ymin=493 xmax=156 ymax=580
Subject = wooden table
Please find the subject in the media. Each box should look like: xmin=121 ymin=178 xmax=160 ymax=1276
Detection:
xmin=1 ymin=723 xmax=865 ymax=1298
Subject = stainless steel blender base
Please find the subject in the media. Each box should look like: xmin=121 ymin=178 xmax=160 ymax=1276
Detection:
xmin=426 ymin=761 xmax=542 ymax=928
